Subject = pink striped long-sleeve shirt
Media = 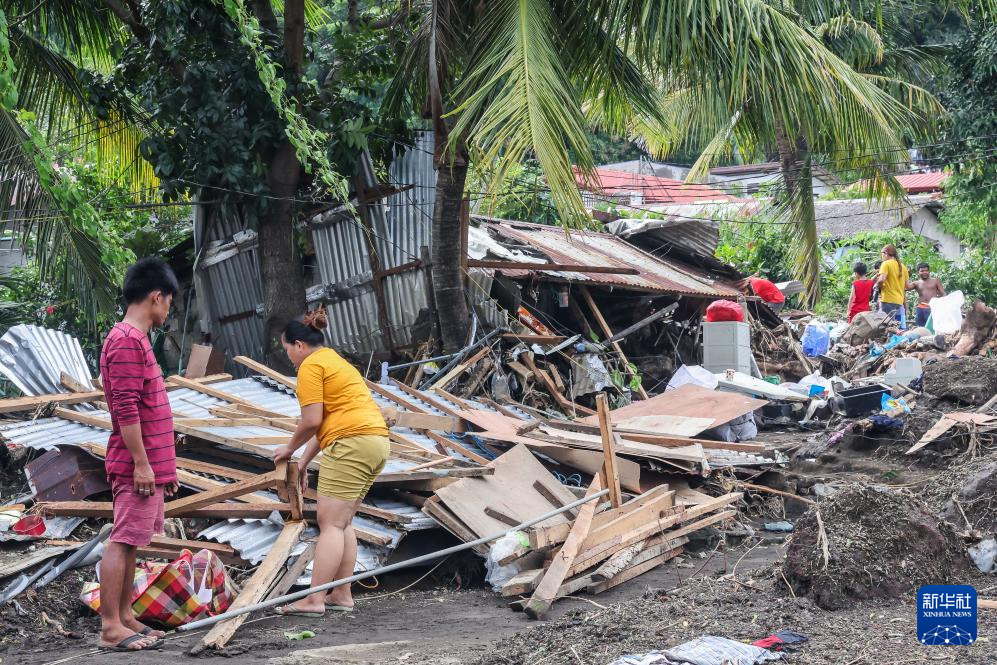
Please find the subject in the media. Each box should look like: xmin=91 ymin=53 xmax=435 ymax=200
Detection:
xmin=99 ymin=323 xmax=177 ymax=483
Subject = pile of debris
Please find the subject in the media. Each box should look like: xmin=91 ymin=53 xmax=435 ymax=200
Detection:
xmin=0 ymin=324 xmax=787 ymax=649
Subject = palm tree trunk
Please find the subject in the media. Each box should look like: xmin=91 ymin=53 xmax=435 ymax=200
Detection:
xmin=432 ymin=146 xmax=470 ymax=352
xmin=776 ymin=123 xmax=821 ymax=306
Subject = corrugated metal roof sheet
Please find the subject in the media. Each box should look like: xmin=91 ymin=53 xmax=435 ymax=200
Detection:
xmin=577 ymin=167 xmax=735 ymax=204
xmin=0 ymin=325 xmax=94 ymax=396
xmin=894 ymin=172 xmax=948 ymax=194
xmin=475 ymin=219 xmax=742 ymax=299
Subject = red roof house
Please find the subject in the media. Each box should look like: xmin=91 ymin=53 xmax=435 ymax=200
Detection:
xmin=575 ymin=167 xmax=736 ymax=206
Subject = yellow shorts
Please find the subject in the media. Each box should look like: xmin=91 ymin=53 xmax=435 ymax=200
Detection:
xmin=317 ymin=434 xmax=390 ymax=500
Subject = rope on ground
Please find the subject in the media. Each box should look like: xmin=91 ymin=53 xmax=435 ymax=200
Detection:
xmin=356 ymin=555 xmax=450 ymax=602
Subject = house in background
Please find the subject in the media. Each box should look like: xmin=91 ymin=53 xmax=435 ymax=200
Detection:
xmin=596 ymin=159 xmax=693 ymax=182
xmin=709 ymin=162 xmax=841 ymax=197
xmin=852 ymin=171 xmax=949 ymax=195
xmin=575 ymin=166 xmax=736 ymax=208
xmin=0 ymin=231 xmax=25 ymax=275
xmin=814 ymin=194 xmax=963 ymax=260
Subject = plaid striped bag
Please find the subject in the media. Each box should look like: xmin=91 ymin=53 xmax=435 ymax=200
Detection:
xmin=81 ymin=549 xmax=233 ymax=627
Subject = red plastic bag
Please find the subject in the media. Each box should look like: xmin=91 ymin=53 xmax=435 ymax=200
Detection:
xmin=705 ymin=300 xmax=744 ymax=322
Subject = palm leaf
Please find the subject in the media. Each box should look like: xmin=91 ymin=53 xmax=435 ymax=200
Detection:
xmin=448 ymin=0 xmax=591 ymax=224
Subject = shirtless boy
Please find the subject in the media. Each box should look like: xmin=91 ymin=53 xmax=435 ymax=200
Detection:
xmin=908 ymin=263 xmax=945 ymax=328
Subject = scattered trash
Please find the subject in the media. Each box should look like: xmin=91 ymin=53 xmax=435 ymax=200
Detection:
xmin=284 ymin=630 xmax=316 ymax=640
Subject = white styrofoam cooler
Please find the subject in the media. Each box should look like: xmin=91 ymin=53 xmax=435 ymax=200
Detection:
xmin=701 ymin=321 xmax=752 ymax=375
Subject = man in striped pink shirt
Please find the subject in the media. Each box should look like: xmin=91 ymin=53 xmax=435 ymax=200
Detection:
xmin=97 ymin=258 xmax=179 ymax=652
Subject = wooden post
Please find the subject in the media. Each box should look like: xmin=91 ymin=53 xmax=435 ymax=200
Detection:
xmin=356 ymin=179 xmax=395 ymax=351
xmin=596 ymin=393 xmax=623 ymax=509
xmin=578 ymin=286 xmax=649 ymax=399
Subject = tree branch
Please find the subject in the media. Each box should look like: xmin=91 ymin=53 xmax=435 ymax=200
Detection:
xmin=102 ymin=0 xmax=149 ymax=42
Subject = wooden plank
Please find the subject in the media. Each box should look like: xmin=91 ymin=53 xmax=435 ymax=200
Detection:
xmin=174 ymin=422 xmax=293 ymax=449
xmin=60 ymin=372 xmax=91 ymax=393
xmin=163 ymin=468 xmax=284 ymax=517
xmin=580 ymin=384 xmax=766 ymax=436
xmin=422 ymin=496 xmax=490 ymax=555
xmin=568 ymin=506 xmax=737 ymax=577
xmin=605 ymin=304 xmax=677 ymax=344
xmin=578 ymin=286 xmax=648 ymax=399
xmin=233 ymin=356 xmax=297 ymax=390
xmin=527 ymin=485 xmax=673 ymax=550
xmin=596 ymin=394 xmax=623 ymax=509
xmin=381 ymin=407 xmax=464 ymax=432
xmin=432 ymin=387 xmax=476 ymax=413
xmin=906 ymin=416 xmax=958 ymax=454
xmin=428 ymin=346 xmax=492 ymax=390
xmin=587 ymin=543 xmax=686 ymax=594
xmin=0 ymin=390 xmax=104 ymax=414
xmin=501 ymin=568 xmax=546 ymax=597
xmin=265 ymin=541 xmax=316 ymax=601
xmin=38 ymin=501 xmax=297 ymax=519
xmin=198 ymin=521 xmax=306 ymax=651
xmin=148 ymin=536 xmax=237 ymax=556
xmin=524 ymin=476 xmax=603 ymax=619
xmin=467 ymin=260 xmax=640 ymax=275
xmin=52 ymin=407 xmax=112 ymax=429
xmin=979 ymin=599 xmax=997 ymax=610
xmin=485 ymin=506 xmax=521 ymax=527
xmin=285 ymin=462 xmax=303 ymax=521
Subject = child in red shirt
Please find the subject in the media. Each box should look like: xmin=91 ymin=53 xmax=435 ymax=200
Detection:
xmin=847 ymin=261 xmax=875 ymax=322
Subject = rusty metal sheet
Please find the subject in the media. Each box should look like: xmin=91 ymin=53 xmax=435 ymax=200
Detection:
xmin=477 ymin=219 xmax=741 ymax=299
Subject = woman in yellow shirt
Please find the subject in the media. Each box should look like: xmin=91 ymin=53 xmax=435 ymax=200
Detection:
xmin=874 ymin=244 xmax=909 ymax=325
xmin=272 ymin=310 xmax=389 ymax=617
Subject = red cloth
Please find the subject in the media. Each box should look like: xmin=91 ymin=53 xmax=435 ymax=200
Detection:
xmin=100 ymin=323 xmax=176 ymax=484
xmin=848 ymin=279 xmax=875 ymax=322
xmin=705 ymin=300 xmax=744 ymax=322
xmin=749 ymin=277 xmax=785 ymax=304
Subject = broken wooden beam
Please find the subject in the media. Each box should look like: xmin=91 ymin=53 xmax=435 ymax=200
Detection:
xmin=524 ymin=475 xmax=603 ymax=619
xmin=596 ymin=393 xmax=623 ymax=509
xmin=196 ymin=521 xmax=306 ymax=651
xmin=467 ymin=260 xmax=640 ymax=275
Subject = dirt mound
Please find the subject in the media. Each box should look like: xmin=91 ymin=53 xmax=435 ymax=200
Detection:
xmin=784 ymin=485 xmax=965 ymax=610
xmin=934 ymin=459 xmax=997 ymax=534
xmin=921 ymin=357 xmax=997 ymax=406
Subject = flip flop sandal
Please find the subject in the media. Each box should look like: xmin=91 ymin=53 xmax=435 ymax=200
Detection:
xmin=106 ymin=634 xmax=160 ymax=652
xmin=139 ymin=626 xmax=166 ymax=638
xmin=323 ymin=602 xmax=354 ymax=612
xmin=274 ymin=605 xmax=325 ymax=618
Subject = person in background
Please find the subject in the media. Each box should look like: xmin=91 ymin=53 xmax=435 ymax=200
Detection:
xmin=272 ymin=310 xmax=390 ymax=617
xmin=739 ymin=275 xmax=786 ymax=313
xmin=846 ymin=261 xmax=875 ymax=323
xmin=874 ymin=244 xmax=909 ymax=326
xmin=98 ymin=258 xmax=179 ymax=652
xmin=870 ymin=260 xmax=883 ymax=310
xmin=908 ymin=262 xmax=945 ymax=328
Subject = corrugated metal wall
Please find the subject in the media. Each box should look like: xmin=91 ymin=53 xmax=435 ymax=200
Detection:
xmin=194 ymin=133 xmax=438 ymax=360
xmin=310 ymin=132 xmax=436 ymax=355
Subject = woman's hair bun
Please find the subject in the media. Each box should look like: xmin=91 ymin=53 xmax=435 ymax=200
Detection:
xmin=301 ymin=309 xmax=329 ymax=331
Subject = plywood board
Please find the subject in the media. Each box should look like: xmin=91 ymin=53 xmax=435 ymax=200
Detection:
xmin=435 ymin=444 xmax=577 ymax=539
xmin=525 ymin=443 xmax=641 ymax=493
xmin=579 ymin=384 xmax=766 ymax=434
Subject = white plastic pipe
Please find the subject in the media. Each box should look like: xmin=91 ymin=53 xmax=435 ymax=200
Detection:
xmin=177 ymin=488 xmax=609 ymax=632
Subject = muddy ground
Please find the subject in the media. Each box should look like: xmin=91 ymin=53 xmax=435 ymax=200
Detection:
xmin=4 ymin=419 xmax=996 ymax=664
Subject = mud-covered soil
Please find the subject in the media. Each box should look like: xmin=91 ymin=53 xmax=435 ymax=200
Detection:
xmin=785 ymin=485 xmax=966 ymax=610
xmin=477 ymin=564 xmax=997 ymax=665
xmin=922 ymin=356 xmax=997 ymax=406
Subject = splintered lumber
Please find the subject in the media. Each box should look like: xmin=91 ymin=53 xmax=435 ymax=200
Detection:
xmin=197 ymin=521 xmax=305 ymax=651
xmin=566 ymin=497 xmax=740 ymax=577
xmin=381 ymin=407 xmax=465 ymax=432
xmin=528 ymin=484 xmax=674 ymax=549
xmin=60 ymin=372 xmax=91 ymax=393
xmin=578 ymin=286 xmax=648 ymax=399
xmin=266 ymin=542 xmax=316 ymax=601
xmin=520 ymin=353 xmax=596 ymax=416
xmin=596 ymin=393 xmax=623 ymax=508
xmin=429 ymin=345 xmax=493 ymax=390
xmin=587 ymin=540 xmax=687 ymax=594
xmin=524 ymin=475 xmax=603 ymax=619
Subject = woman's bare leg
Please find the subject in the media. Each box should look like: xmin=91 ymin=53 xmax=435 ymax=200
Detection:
xmin=326 ymin=499 xmax=360 ymax=607
xmin=281 ymin=495 xmax=355 ymax=613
